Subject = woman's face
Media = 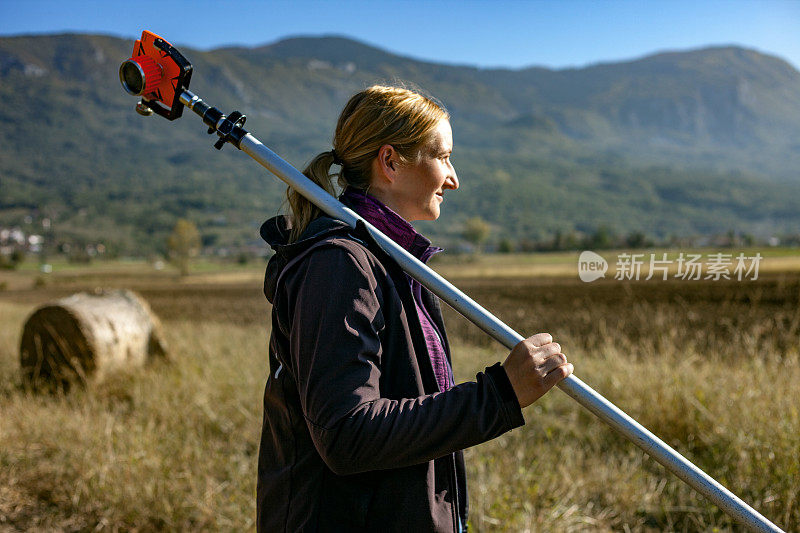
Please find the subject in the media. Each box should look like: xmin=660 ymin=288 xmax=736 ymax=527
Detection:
xmin=391 ymin=119 xmax=459 ymax=221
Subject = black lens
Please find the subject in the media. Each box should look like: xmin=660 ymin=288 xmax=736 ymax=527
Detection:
xmin=120 ymin=60 xmax=145 ymax=95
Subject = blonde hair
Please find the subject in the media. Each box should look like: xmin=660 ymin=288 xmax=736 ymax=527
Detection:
xmin=287 ymin=84 xmax=449 ymax=242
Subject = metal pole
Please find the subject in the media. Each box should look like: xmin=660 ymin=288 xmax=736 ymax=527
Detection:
xmin=180 ymin=90 xmax=784 ymax=533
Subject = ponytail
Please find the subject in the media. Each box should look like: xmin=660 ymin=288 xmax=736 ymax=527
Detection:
xmin=287 ymin=150 xmax=339 ymax=243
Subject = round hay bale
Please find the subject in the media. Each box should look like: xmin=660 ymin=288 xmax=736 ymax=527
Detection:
xmin=19 ymin=289 xmax=167 ymax=390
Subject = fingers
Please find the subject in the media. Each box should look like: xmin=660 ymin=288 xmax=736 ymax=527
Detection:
xmin=518 ymin=335 xmax=562 ymax=369
xmin=538 ymin=351 xmax=566 ymax=374
xmin=537 ymin=342 xmax=561 ymax=358
xmin=528 ymin=332 xmax=552 ymax=347
xmin=544 ymin=362 xmax=574 ymax=387
xmin=527 ymin=336 xmax=572 ymax=388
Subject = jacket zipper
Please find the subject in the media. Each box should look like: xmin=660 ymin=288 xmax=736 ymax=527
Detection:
xmin=450 ymin=452 xmax=461 ymax=532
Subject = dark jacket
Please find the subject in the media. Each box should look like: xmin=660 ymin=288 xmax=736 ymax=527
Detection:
xmin=257 ymin=211 xmax=525 ymax=533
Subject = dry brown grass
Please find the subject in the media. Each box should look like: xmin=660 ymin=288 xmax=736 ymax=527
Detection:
xmin=1 ymin=267 xmax=798 ymax=531
xmin=456 ymin=340 xmax=799 ymax=531
xmin=1 ymin=313 xmax=265 ymax=531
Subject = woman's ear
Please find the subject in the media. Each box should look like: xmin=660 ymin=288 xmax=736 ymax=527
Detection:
xmin=376 ymin=144 xmax=398 ymax=183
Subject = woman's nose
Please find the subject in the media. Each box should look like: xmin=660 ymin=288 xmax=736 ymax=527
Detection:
xmin=446 ymin=166 xmax=459 ymax=190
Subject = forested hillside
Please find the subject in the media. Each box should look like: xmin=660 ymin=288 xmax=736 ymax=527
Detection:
xmin=1 ymin=33 xmax=798 ymax=256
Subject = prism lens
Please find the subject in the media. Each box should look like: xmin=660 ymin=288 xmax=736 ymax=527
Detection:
xmin=120 ymin=60 xmax=146 ymax=95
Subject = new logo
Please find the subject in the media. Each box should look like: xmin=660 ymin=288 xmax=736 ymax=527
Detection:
xmin=578 ymin=251 xmax=608 ymax=282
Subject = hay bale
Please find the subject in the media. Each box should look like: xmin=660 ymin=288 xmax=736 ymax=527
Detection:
xmin=19 ymin=289 xmax=167 ymax=390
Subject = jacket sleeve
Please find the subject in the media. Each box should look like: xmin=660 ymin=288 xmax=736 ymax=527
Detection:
xmin=281 ymin=244 xmax=525 ymax=476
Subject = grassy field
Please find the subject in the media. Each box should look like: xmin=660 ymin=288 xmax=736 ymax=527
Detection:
xmin=1 ymin=254 xmax=798 ymax=531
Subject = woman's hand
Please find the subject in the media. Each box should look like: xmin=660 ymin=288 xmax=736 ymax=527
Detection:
xmin=502 ymin=333 xmax=573 ymax=409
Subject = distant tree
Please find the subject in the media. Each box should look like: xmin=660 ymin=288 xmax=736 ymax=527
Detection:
xmin=497 ymin=237 xmax=514 ymax=254
xmin=551 ymin=230 xmax=581 ymax=251
xmin=551 ymin=230 xmax=564 ymax=251
xmin=586 ymin=225 xmax=616 ymax=250
xmin=625 ymin=231 xmax=648 ymax=249
xmin=1 ymin=248 xmax=26 ymax=270
xmin=168 ymin=219 xmax=201 ymax=276
xmin=564 ymin=231 xmax=580 ymax=251
xmin=10 ymin=248 xmax=25 ymax=267
xmin=463 ymin=217 xmax=491 ymax=253
xmin=201 ymin=233 xmax=219 ymax=247
xmin=726 ymin=229 xmax=737 ymax=248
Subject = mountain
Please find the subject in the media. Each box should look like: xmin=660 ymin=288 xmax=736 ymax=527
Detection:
xmin=0 ymin=33 xmax=798 ymax=256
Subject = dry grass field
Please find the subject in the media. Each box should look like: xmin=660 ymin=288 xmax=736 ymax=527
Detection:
xmin=1 ymin=254 xmax=798 ymax=531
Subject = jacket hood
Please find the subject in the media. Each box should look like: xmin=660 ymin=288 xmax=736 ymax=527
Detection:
xmin=260 ymin=214 xmax=354 ymax=303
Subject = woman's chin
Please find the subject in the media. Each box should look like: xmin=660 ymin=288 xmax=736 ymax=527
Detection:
xmin=409 ymin=204 xmax=440 ymax=222
xmin=426 ymin=206 xmax=440 ymax=221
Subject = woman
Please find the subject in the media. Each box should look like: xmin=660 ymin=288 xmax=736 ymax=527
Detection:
xmin=258 ymin=85 xmax=573 ymax=532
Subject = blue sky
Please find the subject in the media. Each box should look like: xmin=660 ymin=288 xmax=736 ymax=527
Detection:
xmin=1 ymin=0 xmax=799 ymax=70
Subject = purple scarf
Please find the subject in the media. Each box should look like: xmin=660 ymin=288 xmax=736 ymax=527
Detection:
xmin=341 ymin=187 xmax=454 ymax=392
